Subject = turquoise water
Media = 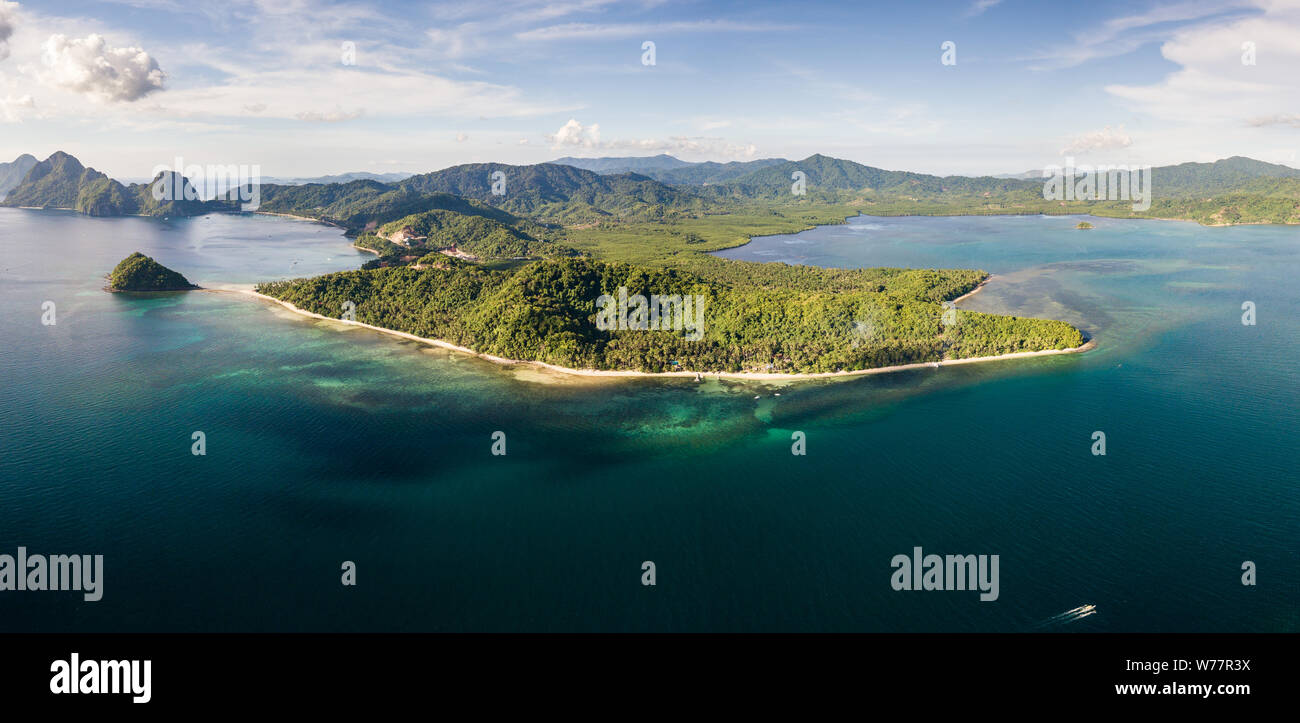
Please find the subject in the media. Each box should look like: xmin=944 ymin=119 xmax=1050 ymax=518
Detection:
xmin=1 ymin=209 xmax=1296 ymax=631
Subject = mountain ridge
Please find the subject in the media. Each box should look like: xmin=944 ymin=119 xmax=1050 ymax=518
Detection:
xmin=7 ymin=150 xmax=1300 ymax=226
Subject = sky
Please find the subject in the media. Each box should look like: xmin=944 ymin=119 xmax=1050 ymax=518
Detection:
xmin=1 ymin=0 xmax=1298 ymax=178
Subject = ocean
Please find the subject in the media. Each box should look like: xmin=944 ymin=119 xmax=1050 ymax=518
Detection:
xmin=1 ymin=209 xmax=1295 ymax=631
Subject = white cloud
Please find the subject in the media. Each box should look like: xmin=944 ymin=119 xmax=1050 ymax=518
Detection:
xmin=546 ymin=118 xmax=758 ymax=159
xmin=1249 ymin=113 xmax=1300 ymax=127
xmin=829 ymin=103 xmax=943 ymax=138
xmin=549 ymin=117 xmax=601 ymax=147
xmin=40 ymin=33 xmax=165 ymax=102
xmin=1026 ymin=0 xmax=1256 ymax=70
xmin=1104 ymin=0 xmax=1300 ymax=127
xmin=966 ymin=0 xmax=1002 ymax=17
xmin=516 ymin=20 xmax=790 ymax=42
xmin=659 ymin=137 xmax=758 ymax=159
xmin=426 ymin=26 xmax=476 ymax=59
xmin=426 ymin=5 xmax=603 ymax=59
xmin=0 ymin=1 xmax=560 ymax=130
xmin=1061 ymin=125 xmax=1133 ymax=155
xmin=295 ymin=107 xmax=364 ymax=122
xmin=0 ymin=1 xmax=16 ymax=61
xmin=424 ymin=3 xmax=786 ymax=60
xmin=0 ymin=93 xmax=33 ymax=122
xmin=152 ymin=66 xmax=562 ymax=123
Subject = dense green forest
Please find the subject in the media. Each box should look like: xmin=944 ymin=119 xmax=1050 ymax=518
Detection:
xmin=257 ymin=257 xmax=1082 ymax=374
xmin=6 ymin=152 xmax=112 ymax=209
xmin=396 ymin=162 xmax=710 ymax=223
xmin=372 ymin=208 xmax=574 ymax=260
xmin=108 ymin=252 xmax=198 ymax=292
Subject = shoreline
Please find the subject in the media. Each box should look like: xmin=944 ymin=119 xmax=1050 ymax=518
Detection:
xmin=705 ymin=210 xmax=862 ymax=255
xmin=251 ymin=211 xmax=344 ymax=228
xmin=950 ymin=275 xmax=993 ymax=305
xmin=205 ymin=285 xmax=1097 ymax=382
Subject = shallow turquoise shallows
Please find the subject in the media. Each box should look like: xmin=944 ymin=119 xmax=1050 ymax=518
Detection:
xmin=1 ymin=209 xmax=1296 ymax=631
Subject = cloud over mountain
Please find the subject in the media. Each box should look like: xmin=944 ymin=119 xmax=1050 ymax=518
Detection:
xmin=1061 ymin=125 xmax=1133 ymax=155
xmin=548 ymin=118 xmax=757 ymax=160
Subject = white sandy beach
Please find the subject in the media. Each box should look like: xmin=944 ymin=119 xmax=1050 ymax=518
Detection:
xmin=949 ymin=276 xmax=993 ymax=305
xmin=251 ymin=211 xmax=345 ymax=228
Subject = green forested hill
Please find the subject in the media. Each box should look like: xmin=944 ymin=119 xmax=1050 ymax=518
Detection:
xmin=76 ymin=177 xmax=139 ymax=216
xmin=1143 ymin=156 xmax=1300 ymax=196
xmin=3 ymin=153 xmax=231 ymax=217
xmin=398 ymin=162 xmax=710 ymax=222
xmin=10 ymin=151 xmax=1300 ymax=228
xmin=647 ymin=158 xmax=790 ymax=185
xmin=557 ymin=153 xmax=1300 ymax=204
xmin=708 ymin=154 xmax=1038 ymax=199
xmin=370 ymin=208 xmax=575 ymax=260
xmin=255 ymin=180 xmax=447 ymax=230
xmin=108 ymin=252 xmax=198 ymax=291
xmin=4 ymin=151 xmax=109 ymax=208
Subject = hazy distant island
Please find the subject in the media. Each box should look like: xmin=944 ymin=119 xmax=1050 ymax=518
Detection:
xmin=21 ymin=147 xmax=1300 ymax=374
xmin=108 ymin=253 xmax=198 ymax=292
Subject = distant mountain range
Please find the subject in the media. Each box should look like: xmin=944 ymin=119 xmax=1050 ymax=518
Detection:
xmin=0 ymin=154 xmax=38 ymax=199
xmin=397 ymin=162 xmax=707 ymax=222
xmin=3 ymin=151 xmax=118 ymax=210
xmin=990 ymin=156 xmax=1300 ymax=187
xmin=552 ymin=154 xmax=790 ymax=184
xmin=6 ymin=150 xmax=1300 ymax=226
xmin=992 ymin=170 xmax=1043 ymax=180
xmin=1 ymin=151 xmax=236 ymax=216
xmin=555 ymin=153 xmax=1300 ymax=194
xmin=261 ymin=171 xmax=414 ymax=186
xmin=552 ymin=154 xmax=697 ymax=174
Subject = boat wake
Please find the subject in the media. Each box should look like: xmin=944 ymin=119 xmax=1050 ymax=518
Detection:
xmin=1033 ymin=604 xmax=1097 ymax=629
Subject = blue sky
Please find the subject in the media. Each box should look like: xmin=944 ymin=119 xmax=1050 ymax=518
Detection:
xmin=1 ymin=0 xmax=1297 ymax=177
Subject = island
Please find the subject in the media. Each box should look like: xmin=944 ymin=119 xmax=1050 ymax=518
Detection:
xmin=1076 ymin=221 xmax=1094 ymax=229
xmin=108 ymin=252 xmax=199 ymax=292
xmin=21 ymin=151 xmax=1108 ymax=376
xmin=254 ymin=257 xmax=1086 ymax=376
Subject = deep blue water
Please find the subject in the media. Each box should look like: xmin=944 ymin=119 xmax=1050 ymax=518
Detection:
xmin=1 ymin=209 xmax=1296 ymax=631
